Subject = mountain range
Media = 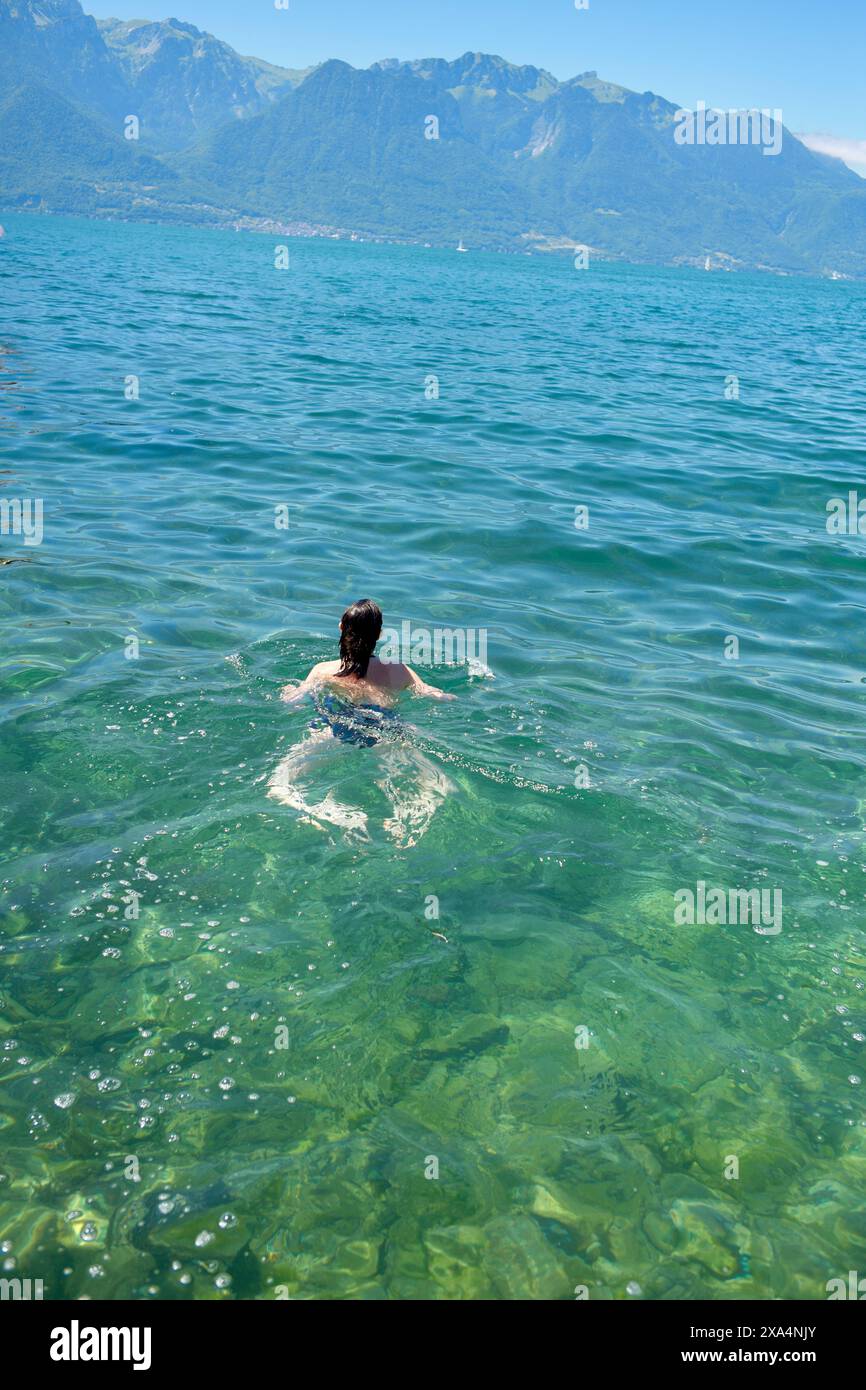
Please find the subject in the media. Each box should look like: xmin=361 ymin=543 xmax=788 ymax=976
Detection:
xmin=1 ymin=0 xmax=865 ymax=277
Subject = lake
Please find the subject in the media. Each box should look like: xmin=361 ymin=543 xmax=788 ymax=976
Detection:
xmin=1 ymin=213 xmax=865 ymax=1299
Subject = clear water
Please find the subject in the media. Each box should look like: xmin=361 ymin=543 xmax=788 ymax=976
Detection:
xmin=1 ymin=213 xmax=865 ymax=1300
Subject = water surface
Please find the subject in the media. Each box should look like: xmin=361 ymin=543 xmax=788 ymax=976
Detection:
xmin=1 ymin=215 xmax=865 ymax=1299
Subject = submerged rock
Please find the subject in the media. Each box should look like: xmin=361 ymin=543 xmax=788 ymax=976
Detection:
xmin=424 ymin=1224 xmax=493 ymax=1299
xmin=484 ymin=1213 xmax=571 ymax=1300
xmin=667 ymin=1196 xmax=745 ymax=1279
xmin=420 ymin=1014 xmax=510 ymax=1059
xmin=529 ymin=1180 xmax=613 ymax=1249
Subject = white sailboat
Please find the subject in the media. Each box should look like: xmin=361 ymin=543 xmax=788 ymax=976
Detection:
xmin=456 ymin=238 xmax=468 ymax=253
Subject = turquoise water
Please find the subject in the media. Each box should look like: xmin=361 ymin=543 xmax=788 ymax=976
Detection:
xmin=1 ymin=213 xmax=865 ymax=1300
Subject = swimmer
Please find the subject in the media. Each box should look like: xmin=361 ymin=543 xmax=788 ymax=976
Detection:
xmin=268 ymin=600 xmax=456 ymax=845
xmin=280 ymin=598 xmax=456 ymax=711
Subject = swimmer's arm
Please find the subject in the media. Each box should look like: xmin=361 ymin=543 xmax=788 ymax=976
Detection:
xmin=280 ymin=663 xmax=327 ymax=704
xmin=402 ymin=665 xmax=457 ymax=701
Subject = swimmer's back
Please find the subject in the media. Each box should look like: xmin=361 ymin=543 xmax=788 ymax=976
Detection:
xmin=283 ymin=655 xmax=454 ymax=707
xmin=310 ymin=656 xmax=408 ymax=707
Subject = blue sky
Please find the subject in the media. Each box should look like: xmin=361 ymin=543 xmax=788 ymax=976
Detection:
xmin=85 ymin=0 xmax=865 ymax=153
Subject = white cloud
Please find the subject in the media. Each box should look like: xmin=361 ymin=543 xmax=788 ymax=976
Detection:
xmin=796 ymin=132 xmax=866 ymax=179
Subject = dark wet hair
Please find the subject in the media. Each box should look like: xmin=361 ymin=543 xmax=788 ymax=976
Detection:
xmin=337 ymin=599 xmax=383 ymax=679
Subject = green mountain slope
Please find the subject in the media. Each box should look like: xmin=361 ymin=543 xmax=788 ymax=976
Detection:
xmin=97 ymin=17 xmax=312 ymax=150
xmin=1 ymin=7 xmax=864 ymax=278
xmin=0 ymin=82 xmax=216 ymax=218
xmin=0 ymin=0 xmax=130 ymax=123
xmin=182 ymin=53 xmax=866 ymax=275
xmin=181 ymin=59 xmax=525 ymax=242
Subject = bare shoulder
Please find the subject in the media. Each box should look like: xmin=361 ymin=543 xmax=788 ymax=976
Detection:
xmin=280 ymin=658 xmax=340 ymax=704
xmin=370 ymin=658 xmax=413 ymax=690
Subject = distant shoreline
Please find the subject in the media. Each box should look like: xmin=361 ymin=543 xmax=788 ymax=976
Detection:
xmin=0 ymin=205 xmax=857 ymax=282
